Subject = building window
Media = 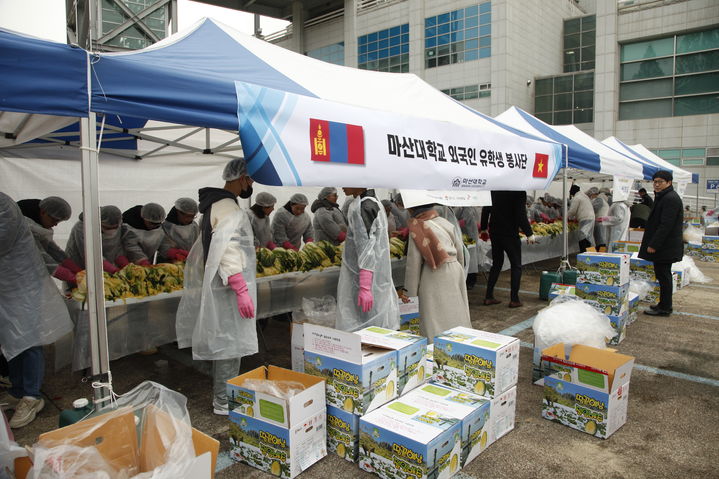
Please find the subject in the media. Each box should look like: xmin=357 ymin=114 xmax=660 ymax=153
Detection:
xmin=619 ymin=27 xmax=719 ymax=120
xmin=441 ymin=83 xmax=491 ymax=101
xmin=653 ymin=148 xmax=709 ymax=166
xmin=563 ymin=15 xmax=595 ymax=72
xmin=358 ymin=24 xmax=409 ymax=72
xmin=307 ymin=42 xmax=345 ymax=65
xmin=534 ymin=72 xmax=593 ymax=125
xmin=102 ymin=0 xmax=168 ymax=50
xmin=425 ymin=2 xmax=491 ymax=69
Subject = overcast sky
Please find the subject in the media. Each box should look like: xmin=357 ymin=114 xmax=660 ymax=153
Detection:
xmin=179 ymin=0 xmax=289 ymax=35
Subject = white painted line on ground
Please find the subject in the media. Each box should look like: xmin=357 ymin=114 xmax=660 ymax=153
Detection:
xmin=688 ymin=283 xmax=719 ymax=290
xmin=672 ymin=310 xmax=719 ymax=321
xmin=216 ymin=451 xmax=234 ymax=473
xmin=499 ymin=316 xmax=536 ymax=336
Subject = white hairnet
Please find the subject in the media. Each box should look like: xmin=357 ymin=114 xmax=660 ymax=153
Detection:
xmin=39 ymin=196 xmax=71 ymax=221
xmin=587 ymin=187 xmax=600 ymax=196
xmin=174 ymin=197 xmax=198 ymax=215
xmin=222 ymin=158 xmax=248 ymax=181
xmin=255 ymin=192 xmax=276 ymax=207
xmin=290 ymin=193 xmax=309 ymax=205
xmin=599 ymin=187 xmax=611 ymax=195
xmin=318 ymin=187 xmax=337 ymax=200
xmin=100 ymin=205 xmax=122 ymax=226
xmin=141 ymin=203 xmax=166 ymax=223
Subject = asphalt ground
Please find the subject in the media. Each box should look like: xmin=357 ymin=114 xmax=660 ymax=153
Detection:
xmin=9 ymin=255 xmax=719 ymax=478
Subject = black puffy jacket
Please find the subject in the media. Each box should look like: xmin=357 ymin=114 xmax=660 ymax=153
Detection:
xmin=639 ymin=186 xmax=684 ymax=263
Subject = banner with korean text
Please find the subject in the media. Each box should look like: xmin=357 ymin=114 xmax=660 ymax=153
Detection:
xmin=236 ymin=81 xmax=563 ymax=190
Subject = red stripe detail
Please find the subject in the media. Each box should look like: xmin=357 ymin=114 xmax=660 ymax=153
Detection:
xmin=310 ymin=118 xmax=330 ymax=162
xmin=541 ymin=356 xmax=609 ymax=375
xmin=345 ymin=124 xmax=365 ymax=165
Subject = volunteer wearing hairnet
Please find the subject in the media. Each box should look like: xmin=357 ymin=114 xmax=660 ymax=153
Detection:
xmin=405 ymin=204 xmax=471 ymax=341
xmin=312 ymin=187 xmax=347 ymax=245
xmin=453 ymin=206 xmax=481 ymax=289
xmin=65 ymin=205 xmax=145 ymax=273
xmin=0 ymin=193 xmax=73 ymax=428
xmin=568 ymin=185 xmax=595 ymax=253
xmin=336 ymin=188 xmax=399 ymax=331
xmin=381 ymin=200 xmax=398 ymax=237
xmin=159 ymin=198 xmax=200 ymax=262
xmin=17 ymin=197 xmax=82 ymax=281
xmin=176 ymin=158 xmax=257 ymax=415
xmin=249 ymin=192 xmax=277 ymax=249
xmin=272 ymin=193 xmax=313 ymax=250
xmin=587 ymin=187 xmax=610 ymax=251
xmin=599 ymin=198 xmax=632 ymax=246
xmin=122 ymin=203 xmax=166 ymax=265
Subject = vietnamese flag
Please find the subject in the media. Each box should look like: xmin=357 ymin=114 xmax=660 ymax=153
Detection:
xmin=532 ymin=153 xmax=548 ymax=178
xmin=310 ymin=118 xmax=365 ymax=165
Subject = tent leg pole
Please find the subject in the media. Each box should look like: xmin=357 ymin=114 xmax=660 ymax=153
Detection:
xmin=560 ymin=146 xmax=570 ymax=272
xmin=81 ymin=113 xmax=111 ymax=407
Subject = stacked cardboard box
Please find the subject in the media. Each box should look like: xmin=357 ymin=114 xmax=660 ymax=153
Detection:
xmin=227 ymin=366 xmax=327 ymax=478
xmin=629 ymin=254 xmax=677 ymax=303
xmin=686 ymin=242 xmax=703 ymax=258
xmin=547 ymin=283 xmax=576 ymax=301
xmin=303 ymin=324 xmax=427 ymax=463
xmin=701 ymin=235 xmax=719 ymax=262
xmin=609 ymin=241 xmax=641 ymax=254
xmin=540 ymin=343 xmax=634 ymax=439
xmin=575 ymin=253 xmax=631 ymax=345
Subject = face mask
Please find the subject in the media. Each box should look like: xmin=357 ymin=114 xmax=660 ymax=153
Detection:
xmin=102 ymin=227 xmax=120 ymax=240
xmin=239 ymin=185 xmax=253 ymax=199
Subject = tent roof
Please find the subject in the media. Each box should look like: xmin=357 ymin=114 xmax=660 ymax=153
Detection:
xmin=602 ymin=137 xmax=696 ymax=184
xmin=495 ymin=107 xmax=645 ymax=180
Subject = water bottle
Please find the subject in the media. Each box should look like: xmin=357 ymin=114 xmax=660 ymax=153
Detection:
xmin=58 ymin=398 xmax=94 ymax=428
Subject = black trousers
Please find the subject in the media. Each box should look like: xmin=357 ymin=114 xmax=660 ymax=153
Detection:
xmin=579 ymin=238 xmax=592 ymax=253
xmin=653 ymin=262 xmax=674 ymax=311
xmin=487 ymin=235 xmax=522 ymax=302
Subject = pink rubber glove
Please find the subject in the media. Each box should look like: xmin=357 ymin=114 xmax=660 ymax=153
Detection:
xmin=540 ymin=213 xmax=550 ymax=222
xmin=61 ymin=258 xmax=82 ymax=274
xmin=166 ymin=248 xmax=189 ymax=261
xmin=103 ymin=260 xmax=120 ymax=274
xmin=282 ymin=241 xmax=298 ymax=251
xmin=458 ymin=219 xmax=466 ymax=228
xmin=337 ymin=231 xmax=347 ymax=242
xmin=480 ymin=231 xmax=490 ymax=242
xmin=306 ymin=237 xmax=314 ymax=243
xmin=228 ymin=272 xmax=255 ymax=318
xmin=266 ymin=241 xmax=277 ymax=250
xmin=357 ymin=269 xmax=374 ymax=313
xmin=115 ymin=255 xmax=130 ymax=268
xmin=397 ymin=227 xmax=409 ymax=240
xmin=53 ymin=265 xmax=77 ymax=282
xmin=136 ymin=258 xmax=151 ymax=266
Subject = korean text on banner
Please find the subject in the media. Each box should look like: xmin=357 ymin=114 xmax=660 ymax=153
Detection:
xmin=235 ymin=81 xmax=562 ymax=190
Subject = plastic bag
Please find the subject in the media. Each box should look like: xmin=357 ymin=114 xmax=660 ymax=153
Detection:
xmin=240 ymin=379 xmax=306 ymax=399
xmin=28 ymin=381 xmax=196 ymax=479
xmin=533 ymin=297 xmax=615 ymax=351
xmin=678 ymin=255 xmax=712 ymax=284
xmin=683 ymin=224 xmax=704 ymax=243
xmin=629 ymin=280 xmax=655 ymax=300
xmin=292 ymin=295 xmax=337 ymax=327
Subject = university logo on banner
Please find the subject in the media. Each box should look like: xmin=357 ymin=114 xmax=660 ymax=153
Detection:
xmin=310 ymin=118 xmax=365 ymax=165
xmin=532 ymin=153 xmax=549 ymax=178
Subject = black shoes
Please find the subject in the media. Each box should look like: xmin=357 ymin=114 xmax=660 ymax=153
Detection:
xmin=644 ymin=308 xmax=671 ymax=316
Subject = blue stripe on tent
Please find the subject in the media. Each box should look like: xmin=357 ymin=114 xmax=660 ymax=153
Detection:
xmin=0 ymin=29 xmax=88 ymax=117
xmin=92 ymin=20 xmax=317 ymax=130
xmin=513 ymin=108 xmax=600 ymax=172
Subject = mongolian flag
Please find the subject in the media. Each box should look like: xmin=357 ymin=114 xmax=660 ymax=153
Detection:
xmin=310 ymin=118 xmax=365 ymax=165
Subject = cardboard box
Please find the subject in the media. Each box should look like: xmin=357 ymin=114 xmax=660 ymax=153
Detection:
xmin=671 ymin=265 xmax=690 ymax=289
xmin=575 ymin=282 xmax=629 ymax=316
xmin=541 ymin=344 xmax=634 ymax=439
xmin=627 ymin=292 xmax=639 ymax=325
xmin=399 ymin=296 xmax=421 ymax=336
xmin=629 ymin=256 xmax=656 ymax=282
xmin=576 ymin=252 xmax=630 ymax=286
xmin=290 ymin=322 xmax=305 ymax=372
xmin=303 ymin=324 xmax=397 ymax=415
xmin=227 ymin=366 xmax=325 ymax=429
xmin=702 ymin=235 xmax=719 ymax=249
xmin=548 ymin=283 xmax=575 ymax=301
xmin=433 ymin=327 xmax=520 ymax=398
xmin=609 ymin=241 xmax=641 ymax=254
xmin=639 ymin=276 xmax=678 ymax=304
xmin=607 ymin=311 xmax=628 ymax=345
xmin=686 ymin=242 xmax=703 ymax=257
xmin=425 ymin=344 xmax=435 ymax=381
xmin=358 ymin=398 xmax=462 ymax=479
xmin=358 ymin=326 xmax=428 ymax=397
xmin=33 ymin=405 xmax=219 ymax=479
xmin=326 ymin=404 xmax=360 ymax=463
xmin=700 ymin=248 xmax=719 ymax=262
xmin=227 ymin=366 xmax=327 ymax=478
xmin=628 ymin=228 xmax=644 ymax=242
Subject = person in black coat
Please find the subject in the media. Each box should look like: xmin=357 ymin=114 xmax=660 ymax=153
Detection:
xmin=639 ymin=170 xmax=684 ymax=316
xmin=480 ymin=191 xmax=536 ymax=308
xmin=638 ymin=188 xmax=654 ymax=208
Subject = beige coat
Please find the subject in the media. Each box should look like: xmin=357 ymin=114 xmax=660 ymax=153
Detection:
xmin=404 ymin=216 xmax=471 ymax=342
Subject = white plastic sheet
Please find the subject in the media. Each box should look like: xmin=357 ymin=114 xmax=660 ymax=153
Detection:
xmin=533 ymin=297 xmax=615 ymax=352
xmin=677 ymin=255 xmax=712 ymax=284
